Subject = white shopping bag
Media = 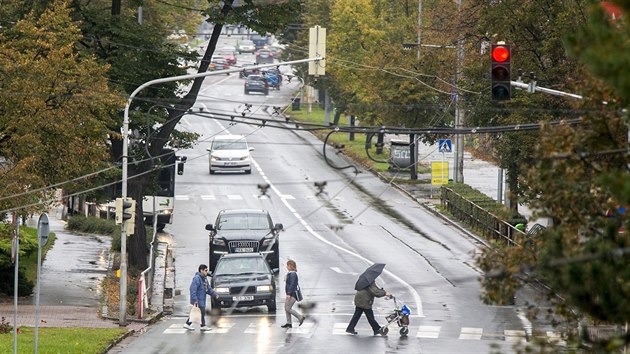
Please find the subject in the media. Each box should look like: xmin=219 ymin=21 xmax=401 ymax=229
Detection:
xmin=189 ymin=305 xmax=201 ymax=325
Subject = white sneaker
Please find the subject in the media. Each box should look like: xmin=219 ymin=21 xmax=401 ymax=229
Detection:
xmin=183 ymin=324 xmax=195 ymax=330
xmin=200 ymin=326 xmax=211 ymax=331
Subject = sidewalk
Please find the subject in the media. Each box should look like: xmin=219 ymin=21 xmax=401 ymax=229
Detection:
xmin=0 ymin=208 xmax=148 ymax=333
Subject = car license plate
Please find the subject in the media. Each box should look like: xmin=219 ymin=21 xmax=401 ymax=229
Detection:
xmin=225 ymin=162 xmax=236 ymax=166
xmin=233 ymin=295 xmax=254 ymax=301
xmin=235 ymin=247 xmax=254 ymax=253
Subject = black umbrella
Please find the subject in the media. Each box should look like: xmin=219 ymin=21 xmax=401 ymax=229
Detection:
xmin=354 ymin=263 xmax=385 ymax=291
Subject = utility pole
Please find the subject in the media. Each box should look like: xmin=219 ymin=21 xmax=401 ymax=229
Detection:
xmin=417 ymin=0 xmax=422 ymax=60
xmin=453 ymin=0 xmax=465 ymax=183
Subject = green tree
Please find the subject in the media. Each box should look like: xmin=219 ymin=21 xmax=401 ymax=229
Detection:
xmin=477 ymin=1 xmax=630 ymax=351
xmin=0 ymin=0 xmax=122 ymax=216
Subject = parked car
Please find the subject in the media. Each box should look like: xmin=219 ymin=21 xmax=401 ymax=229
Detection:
xmin=214 ymin=49 xmax=237 ymax=65
xmin=209 ymin=58 xmax=230 ymax=74
xmin=244 ymin=75 xmax=269 ymax=95
xmin=237 ymin=39 xmax=256 ymax=54
xmin=206 ymin=135 xmax=253 ymax=174
xmin=206 ymin=209 xmax=283 ymax=271
xmin=210 ymin=253 xmax=277 ymax=313
xmin=255 ymin=48 xmax=274 ymax=64
xmin=239 ymin=63 xmax=259 ymax=78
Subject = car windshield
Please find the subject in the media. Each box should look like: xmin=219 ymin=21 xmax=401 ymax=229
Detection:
xmin=215 ymin=257 xmax=269 ymax=275
xmin=212 ymin=140 xmax=247 ymax=150
xmin=218 ymin=213 xmax=270 ymax=230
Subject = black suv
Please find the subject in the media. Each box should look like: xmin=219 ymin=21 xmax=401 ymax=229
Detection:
xmin=206 ymin=209 xmax=283 ymax=271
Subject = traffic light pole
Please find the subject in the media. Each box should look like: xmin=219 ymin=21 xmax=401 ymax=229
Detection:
xmin=453 ymin=0 xmax=465 ymax=183
xmin=119 ymin=56 xmax=323 ymax=326
xmin=510 ymin=80 xmax=583 ymax=100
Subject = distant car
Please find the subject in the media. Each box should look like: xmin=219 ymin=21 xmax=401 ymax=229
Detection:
xmin=251 ymin=34 xmax=269 ymax=49
xmin=237 ymin=39 xmax=256 ymax=54
xmin=267 ymin=45 xmax=283 ymax=58
xmin=261 ymin=67 xmax=282 ymax=84
xmin=206 ymin=135 xmax=253 ymax=174
xmin=209 ymin=58 xmax=230 ymax=74
xmin=214 ymin=49 xmax=237 ymax=65
xmin=244 ymin=75 xmax=269 ymax=95
xmin=206 ymin=208 xmax=283 ymax=271
xmin=239 ymin=63 xmax=259 ymax=78
xmin=261 ymin=70 xmax=280 ymax=90
xmin=210 ymin=253 xmax=277 ymax=313
xmin=255 ymin=49 xmax=274 ymax=64
xmin=219 ymin=46 xmax=238 ymax=56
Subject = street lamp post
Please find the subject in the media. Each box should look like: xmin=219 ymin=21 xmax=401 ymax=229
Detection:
xmin=118 ymin=56 xmax=323 ymax=326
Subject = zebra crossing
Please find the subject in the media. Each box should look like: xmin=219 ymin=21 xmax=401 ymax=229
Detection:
xmin=161 ymin=321 xmax=563 ymax=343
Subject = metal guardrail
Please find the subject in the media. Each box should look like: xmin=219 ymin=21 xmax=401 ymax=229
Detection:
xmin=440 ymin=187 xmax=529 ymax=247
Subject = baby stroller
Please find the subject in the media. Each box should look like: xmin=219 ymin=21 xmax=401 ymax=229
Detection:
xmin=379 ymin=295 xmax=411 ymax=337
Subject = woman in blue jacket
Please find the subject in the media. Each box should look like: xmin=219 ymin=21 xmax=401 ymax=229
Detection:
xmin=184 ymin=264 xmax=218 ymax=331
xmin=281 ymin=260 xmax=306 ymax=328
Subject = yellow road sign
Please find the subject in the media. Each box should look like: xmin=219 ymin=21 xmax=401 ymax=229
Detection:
xmin=431 ymin=161 xmax=449 ymax=185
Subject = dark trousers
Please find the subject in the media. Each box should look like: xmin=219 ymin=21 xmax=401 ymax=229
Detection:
xmin=186 ymin=305 xmax=206 ymax=327
xmin=346 ymin=307 xmax=380 ymax=333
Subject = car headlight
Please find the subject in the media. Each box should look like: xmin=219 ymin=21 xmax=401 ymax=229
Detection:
xmin=215 ymin=287 xmax=230 ymax=294
xmin=240 ymin=155 xmax=249 ymax=161
xmin=159 ymin=208 xmax=172 ymax=215
xmin=256 ymin=285 xmax=272 ymax=292
xmin=212 ymin=238 xmax=226 ymax=246
xmin=211 ymin=155 xmax=220 ymax=161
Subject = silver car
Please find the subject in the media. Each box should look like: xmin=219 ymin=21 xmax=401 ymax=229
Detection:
xmin=237 ymin=39 xmax=256 ymax=54
xmin=207 ymin=135 xmax=254 ymax=174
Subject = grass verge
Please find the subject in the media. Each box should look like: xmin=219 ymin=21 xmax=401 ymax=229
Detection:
xmin=0 ymin=327 xmax=127 ymax=354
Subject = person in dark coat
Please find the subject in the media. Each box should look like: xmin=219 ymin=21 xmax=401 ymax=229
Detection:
xmin=281 ymin=259 xmax=306 ymax=328
xmin=184 ymin=264 xmax=218 ymax=331
xmin=345 ymin=281 xmax=390 ymax=335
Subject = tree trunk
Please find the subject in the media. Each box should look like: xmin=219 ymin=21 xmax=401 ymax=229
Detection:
xmin=128 ymin=176 xmax=148 ymax=271
xmin=126 ymin=4 xmax=232 ymax=269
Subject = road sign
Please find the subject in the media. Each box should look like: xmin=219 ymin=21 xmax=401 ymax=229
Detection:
xmin=431 ymin=161 xmax=449 ymax=185
xmin=37 ymin=213 xmax=50 ymax=247
xmin=438 ymin=139 xmax=452 ymax=153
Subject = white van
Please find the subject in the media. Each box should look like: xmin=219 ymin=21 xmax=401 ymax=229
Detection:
xmin=207 ymin=135 xmax=254 ymax=174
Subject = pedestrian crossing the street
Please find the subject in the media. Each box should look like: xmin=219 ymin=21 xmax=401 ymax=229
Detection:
xmin=161 ymin=321 xmax=559 ymax=343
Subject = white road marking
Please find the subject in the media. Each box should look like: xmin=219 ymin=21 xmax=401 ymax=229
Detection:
xmin=227 ymin=195 xmax=242 ymax=200
xmin=175 ymin=195 xmax=189 ymax=201
xmin=416 ymin=325 xmax=441 ymax=338
xmin=504 ymin=329 xmax=527 ymax=343
xmin=201 ymin=195 xmax=216 ymax=200
xmin=459 ymin=327 xmax=483 ymax=340
xmin=330 ymin=267 xmax=359 ymax=275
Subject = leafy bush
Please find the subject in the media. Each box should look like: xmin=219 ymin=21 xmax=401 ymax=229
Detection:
xmin=0 ymin=317 xmax=11 ymax=334
xmin=0 ymin=223 xmax=38 ymax=296
xmin=67 ymin=216 xmax=117 ymax=235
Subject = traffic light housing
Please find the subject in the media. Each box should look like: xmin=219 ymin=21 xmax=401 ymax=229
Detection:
xmin=115 ymin=197 xmax=136 ymax=235
xmin=491 ymin=44 xmax=511 ymax=100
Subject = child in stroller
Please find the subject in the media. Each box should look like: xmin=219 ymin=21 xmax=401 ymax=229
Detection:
xmin=379 ymin=295 xmax=411 ymax=337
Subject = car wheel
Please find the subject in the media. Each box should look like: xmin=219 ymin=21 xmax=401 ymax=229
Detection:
xmin=264 ymin=90 xmax=268 ymax=96
xmin=209 ymin=168 xmax=215 ymax=175
xmin=267 ymin=301 xmax=277 ymax=313
xmin=244 ymin=89 xmax=249 ymax=95
xmin=245 ymin=169 xmax=252 ymax=175
xmin=157 ymin=223 xmax=165 ymax=232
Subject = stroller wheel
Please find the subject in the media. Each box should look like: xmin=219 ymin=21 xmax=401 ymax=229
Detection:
xmin=399 ymin=327 xmax=409 ymax=337
xmin=379 ymin=327 xmax=389 ymax=335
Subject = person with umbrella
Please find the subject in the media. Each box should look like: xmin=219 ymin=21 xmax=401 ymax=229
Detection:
xmin=345 ymin=263 xmax=391 ymax=335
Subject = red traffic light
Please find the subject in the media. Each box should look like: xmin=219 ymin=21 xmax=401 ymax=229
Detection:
xmin=492 ymin=46 xmax=510 ymax=62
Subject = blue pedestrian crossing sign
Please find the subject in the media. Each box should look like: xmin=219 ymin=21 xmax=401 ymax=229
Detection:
xmin=438 ymin=139 xmax=452 ymax=153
